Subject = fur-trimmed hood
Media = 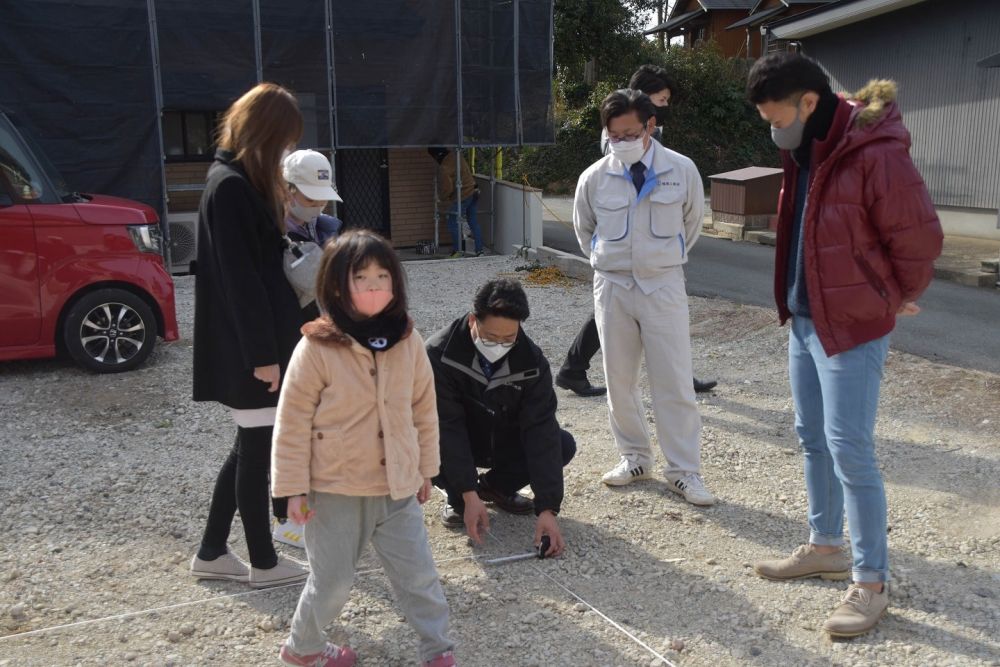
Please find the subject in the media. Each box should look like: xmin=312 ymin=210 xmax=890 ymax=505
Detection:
xmin=850 ymin=79 xmax=898 ymax=128
xmin=828 ymin=78 xmax=910 ymax=154
xmin=301 ymin=314 xmax=414 ymax=347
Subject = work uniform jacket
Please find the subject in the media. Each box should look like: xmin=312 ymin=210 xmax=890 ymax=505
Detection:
xmin=573 ymin=139 xmax=704 ymax=294
xmin=774 ymin=80 xmax=943 ymax=356
xmin=425 ymin=315 xmax=564 ymax=515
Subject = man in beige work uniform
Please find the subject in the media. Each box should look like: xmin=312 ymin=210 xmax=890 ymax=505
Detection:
xmin=573 ymin=89 xmax=713 ymax=506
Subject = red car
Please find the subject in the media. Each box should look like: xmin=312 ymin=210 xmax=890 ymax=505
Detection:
xmin=0 ymin=108 xmax=179 ymax=372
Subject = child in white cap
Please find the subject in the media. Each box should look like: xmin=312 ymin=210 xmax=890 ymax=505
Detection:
xmin=283 ymin=149 xmax=343 ymax=247
xmin=273 ymin=149 xmax=345 ymax=549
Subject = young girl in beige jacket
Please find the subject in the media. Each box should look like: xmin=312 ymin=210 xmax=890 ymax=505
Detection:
xmin=272 ymin=230 xmax=456 ymax=667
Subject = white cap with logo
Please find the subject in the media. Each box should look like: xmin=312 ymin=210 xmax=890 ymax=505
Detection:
xmin=282 ymin=149 xmax=343 ymax=202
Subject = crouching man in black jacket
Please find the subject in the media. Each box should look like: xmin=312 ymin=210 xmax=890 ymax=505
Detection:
xmin=426 ymin=278 xmax=576 ymax=557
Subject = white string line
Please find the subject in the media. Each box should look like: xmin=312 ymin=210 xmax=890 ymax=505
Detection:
xmin=433 ymin=488 xmax=674 ymax=664
xmin=485 ymin=531 xmax=676 ymax=667
xmin=6 ymin=515 xmax=674 ymax=665
xmin=0 ymin=555 xmax=480 ymax=642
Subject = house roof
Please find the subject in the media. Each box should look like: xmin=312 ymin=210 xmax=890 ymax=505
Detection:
xmin=698 ymin=0 xmax=757 ymax=8
xmin=644 ymin=9 xmax=705 ymax=36
xmin=726 ymin=5 xmax=785 ymax=29
xmin=750 ymin=0 xmax=837 ymax=14
xmin=667 ymin=0 xmax=754 ymax=20
xmin=768 ymin=0 xmax=930 ymax=39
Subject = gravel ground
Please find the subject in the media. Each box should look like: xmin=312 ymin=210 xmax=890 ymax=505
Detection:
xmin=1 ymin=255 xmax=999 ymax=667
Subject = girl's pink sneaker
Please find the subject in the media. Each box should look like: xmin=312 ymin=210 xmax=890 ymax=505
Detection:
xmin=422 ymin=650 xmax=457 ymax=667
xmin=279 ymin=642 xmax=357 ymax=667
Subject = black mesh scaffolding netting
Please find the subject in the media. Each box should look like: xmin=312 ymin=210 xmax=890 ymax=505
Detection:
xmin=0 ymin=0 xmax=554 ymax=216
xmin=0 ymin=0 xmax=162 ymax=212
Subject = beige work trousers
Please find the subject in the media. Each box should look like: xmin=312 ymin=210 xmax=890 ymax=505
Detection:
xmin=594 ymin=269 xmax=701 ymax=475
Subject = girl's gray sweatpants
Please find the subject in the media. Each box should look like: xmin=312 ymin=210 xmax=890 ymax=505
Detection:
xmin=286 ymin=493 xmax=453 ymax=662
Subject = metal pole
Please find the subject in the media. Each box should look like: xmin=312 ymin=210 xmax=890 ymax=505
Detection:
xmin=513 ymin=0 xmax=522 ymax=145
xmin=329 ymin=0 xmax=340 ymax=147
xmin=252 ymin=0 xmax=263 ymax=83
xmin=433 ymin=171 xmax=439 ymax=252
xmin=549 ymin=0 xmax=555 ymax=137
xmin=488 ymin=0 xmax=497 ymax=145
xmin=145 ymin=0 xmax=171 ymax=269
xmin=324 ymin=0 xmax=338 ymax=216
xmin=453 ymin=0 xmax=464 ymax=253
xmin=489 ymin=147 xmax=496 ymax=248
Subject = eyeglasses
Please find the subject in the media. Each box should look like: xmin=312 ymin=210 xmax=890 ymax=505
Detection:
xmin=607 ymin=128 xmax=646 ymax=144
xmin=477 ymin=337 xmax=516 ymax=349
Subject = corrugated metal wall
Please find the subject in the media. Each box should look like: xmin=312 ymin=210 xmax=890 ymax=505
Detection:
xmin=802 ymin=0 xmax=1000 ymax=210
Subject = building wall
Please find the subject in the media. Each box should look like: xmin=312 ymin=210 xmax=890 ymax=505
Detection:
xmin=708 ymin=11 xmax=754 ymax=57
xmin=164 ymin=162 xmax=210 ymax=213
xmin=801 ymin=0 xmax=1000 ymax=213
xmin=745 ymin=1 xmax=823 ymax=58
xmin=163 ymin=150 xmax=488 ymax=250
xmin=386 ymin=148 xmax=439 ymax=247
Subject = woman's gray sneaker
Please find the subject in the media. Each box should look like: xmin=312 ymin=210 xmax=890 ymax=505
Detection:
xmin=189 ymin=551 xmax=250 ymax=582
xmin=249 ymin=555 xmax=309 ymax=589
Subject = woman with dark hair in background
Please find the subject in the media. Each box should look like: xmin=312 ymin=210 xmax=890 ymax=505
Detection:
xmin=188 ymin=83 xmax=309 ymax=589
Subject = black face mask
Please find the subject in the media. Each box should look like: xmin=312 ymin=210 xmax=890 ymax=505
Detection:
xmin=654 ymin=105 xmax=670 ymax=125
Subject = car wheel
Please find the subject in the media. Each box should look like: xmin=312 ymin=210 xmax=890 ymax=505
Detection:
xmin=63 ymin=288 xmax=157 ymax=373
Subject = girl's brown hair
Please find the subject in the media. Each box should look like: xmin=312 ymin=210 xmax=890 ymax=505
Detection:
xmin=217 ymin=83 xmax=303 ymax=229
xmin=314 ymin=229 xmax=408 ymax=322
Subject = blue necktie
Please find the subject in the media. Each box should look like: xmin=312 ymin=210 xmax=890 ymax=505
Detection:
xmin=630 ymin=162 xmax=646 ymax=195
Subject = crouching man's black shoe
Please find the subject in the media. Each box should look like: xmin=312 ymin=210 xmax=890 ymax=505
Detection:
xmin=477 ymin=476 xmax=534 ymax=515
xmin=441 ymin=504 xmax=464 ymax=528
xmin=555 ymin=372 xmax=607 ymax=397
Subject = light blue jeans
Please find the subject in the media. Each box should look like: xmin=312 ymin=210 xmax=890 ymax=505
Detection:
xmin=447 ymin=193 xmax=483 ymax=253
xmin=788 ymin=316 xmax=890 ymax=583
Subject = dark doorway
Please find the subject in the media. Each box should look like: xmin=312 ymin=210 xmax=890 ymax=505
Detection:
xmin=335 ymin=148 xmax=391 ymax=238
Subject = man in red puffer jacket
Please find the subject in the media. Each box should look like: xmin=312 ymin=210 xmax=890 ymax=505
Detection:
xmin=746 ymin=53 xmax=942 ymax=638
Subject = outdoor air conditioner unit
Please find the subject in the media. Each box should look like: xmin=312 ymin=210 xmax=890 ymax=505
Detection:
xmin=167 ymin=211 xmax=198 ymax=275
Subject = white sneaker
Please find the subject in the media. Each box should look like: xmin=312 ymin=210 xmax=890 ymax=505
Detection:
xmin=273 ymin=518 xmax=305 ymax=549
xmin=602 ymin=458 xmax=653 ymax=486
xmin=664 ymin=471 xmax=715 ymax=505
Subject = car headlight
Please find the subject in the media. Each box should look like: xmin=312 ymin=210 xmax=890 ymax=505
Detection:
xmin=128 ymin=224 xmax=164 ymax=256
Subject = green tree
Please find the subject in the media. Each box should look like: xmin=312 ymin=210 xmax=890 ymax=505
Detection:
xmin=507 ymin=39 xmax=777 ymax=192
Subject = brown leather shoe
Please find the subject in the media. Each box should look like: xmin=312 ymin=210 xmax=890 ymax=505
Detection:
xmin=477 ymin=476 xmax=534 ymax=515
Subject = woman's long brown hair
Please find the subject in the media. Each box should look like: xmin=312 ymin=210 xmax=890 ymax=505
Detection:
xmin=217 ymin=83 xmax=303 ymax=230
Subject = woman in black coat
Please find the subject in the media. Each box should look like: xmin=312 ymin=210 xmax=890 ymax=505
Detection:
xmin=189 ymin=83 xmax=309 ymax=589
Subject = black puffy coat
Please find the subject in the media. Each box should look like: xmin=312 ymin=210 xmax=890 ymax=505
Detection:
xmin=425 ymin=315 xmax=565 ymax=514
